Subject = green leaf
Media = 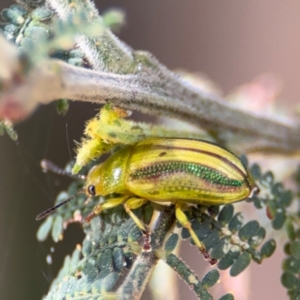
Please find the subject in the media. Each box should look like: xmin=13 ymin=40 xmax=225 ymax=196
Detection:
xmin=202 ymin=270 xmax=220 ymax=288
xmin=102 ymin=272 xmax=119 ymax=291
xmin=260 ymin=171 xmax=274 ymax=187
xmin=36 ymin=216 xmax=53 ymax=241
xmin=247 ymin=248 xmax=262 ymax=264
xmin=59 ymin=280 xmax=72 ymax=298
xmin=112 ymin=247 xmax=124 ymax=272
xmin=56 ymin=191 xmax=69 ymax=204
xmin=24 ymin=26 xmax=49 ymax=40
xmin=191 ymin=218 xmax=202 ymax=231
xmin=228 ymin=212 xmax=244 ymax=233
xmin=211 ymin=237 xmax=230 ymax=260
xmin=286 ymin=220 xmax=296 ymax=241
xmin=51 ymin=215 xmax=63 ymax=242
xmin=230 ymin=252 xmax=251 ymax=276
xmin=70 ymin=248 xmax=81 ymax=273
xmin=271 ymin=182 xmax=284 ymax=197
xmin=1 ymin=5 xmax=26 ymax=25
xmin=202 ymin=229 xmax=220 ymax=251
xmin=94 ymin=270 xmax=111 ymax=287
xmin=99 ymin=249 xmax=113 ymax=271
xmin=238 ymin=221 xmax=260 ymax=241
xmin=272 ymin=210 xmax=286 ymax=230
xmin=284 ymin=243 xmax=291 ymax=256
xmin=293 ymin=295 xmax=300 ymax=300
xmin=123 ymin=249 xmax=133 ymax=269
xmin=248 ymin=227 xmax=266 ymax=248
xmin=250 ymin=164 xmax=261 ymax=179
xmin=143 ymin=204 xmax=154 ymax=225
xmin=281 ymin=272 xmax=299 ymax=290
xmin=219 ymin=294 xmax=234 ymax=300
xmin=67 ymin=183 xmax=79 ymax=198
xmin=91 ymin=277 xmax=103 ymax=293
xmin=283 ymin=257 xmax=300 ymax=274
xmin=181 ymin=228 xmax=190 ymax=239
xmin=128 ymin=226 xmax=142 ymax=242
xmin=31 ymin=7 xmax=53 ymax=21
xmin=253 ymin=197 xmax=263 ymax=209
xmin=82 ymin=239 xmax=92 ymax=257
xmin=218 ymin=205 xmax=234 ymax=225
xmin=165 ymin=233 xmax=179 ymax=252
xmin=85 ymin=262 xmax=98 ymax=282
xmin=194 ymin=223 xmax=211 ymax=240
xmin=218 ymin=250 xmax=240 ymax=270
xmin=118 ymin=219 xmax=134 ymax=242
xmin=75 ymin=276 xmax=90 ymax=295
xmin=109 ymin=232 xmax=118 ymax=245
xmin=261 ymin=239 xmax=276 ymax=259
xmin=290 ymin=241 xmax=300 ymax=260
xmin=278 ymin=190 xmax=293 ymax=207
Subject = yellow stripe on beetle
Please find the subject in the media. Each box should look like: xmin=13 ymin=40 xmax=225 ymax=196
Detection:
xmin=125 ymin=138 xmax=254 ymax=204
xmin=36 ymin=137 xmax=258 ymax=265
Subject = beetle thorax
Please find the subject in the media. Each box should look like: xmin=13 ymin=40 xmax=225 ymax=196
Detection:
xmin=85 ymin=146 xmax=132 ymax=196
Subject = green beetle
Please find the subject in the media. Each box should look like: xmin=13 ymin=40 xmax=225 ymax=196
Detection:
xmin=37 ymin=138 xmax=258 ymax=264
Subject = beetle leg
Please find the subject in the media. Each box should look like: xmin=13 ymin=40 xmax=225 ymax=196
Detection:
xmin=123 ymin=198 xmax=151 ymax=252
xmin=123 ymin=198 xmax=149 ymax=233
xmin=175 ymin=204 xmax=217 ymax=265
xmin=85 ymin=196 xmax=129 ymax=223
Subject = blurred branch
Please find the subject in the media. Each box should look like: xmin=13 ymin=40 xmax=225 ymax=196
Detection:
xmin=1 ymin=38 xmax=300 ymax=153
xmin=116 ymin=208 xmax=175 ymax=300
xmin=1 ymin=0 xmax=300 ymax=154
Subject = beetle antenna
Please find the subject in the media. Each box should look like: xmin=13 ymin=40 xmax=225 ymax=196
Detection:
xmin=41 ymin=159 xmax=86 ymax=180
xmin=36 ymin=189 xmax=85 ymax=220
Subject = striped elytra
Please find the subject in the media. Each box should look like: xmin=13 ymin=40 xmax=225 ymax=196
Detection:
xmin=124 ymin=138 xmax=255 ymax=205
xmin=36 ymin=138 xmax=257 ymax=219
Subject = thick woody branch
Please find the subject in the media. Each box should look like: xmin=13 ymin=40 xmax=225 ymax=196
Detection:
xmin=1 ymin=52 xmax=299 ymax=153
xmin=1 ymin=0 xmax=300 ymax=153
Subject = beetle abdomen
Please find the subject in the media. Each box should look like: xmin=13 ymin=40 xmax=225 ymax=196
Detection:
xmin=125 ymin=138 xmax=254 ymax=205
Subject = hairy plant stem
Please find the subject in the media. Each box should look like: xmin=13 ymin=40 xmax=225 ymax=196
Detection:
xmin=1 ymin=53 xmax=300 ymax=153
xmin=1 ymin=0 xmax=300 ymax=153
xmin=116 ymin=207 xmax=175 ymax=300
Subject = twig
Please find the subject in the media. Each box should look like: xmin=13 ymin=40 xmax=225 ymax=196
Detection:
xmin=116 ymin=207 xmax=175 ymax=300
xmin=1 ymin=52 xmax=300 ymax=153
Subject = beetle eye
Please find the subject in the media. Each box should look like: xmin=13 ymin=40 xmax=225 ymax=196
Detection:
xmin=87 ymin=185 xmax=96 ymax=195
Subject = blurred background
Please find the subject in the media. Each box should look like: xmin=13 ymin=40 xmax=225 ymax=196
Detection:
xmin=1 ymin=0 xmax=300 ymax=299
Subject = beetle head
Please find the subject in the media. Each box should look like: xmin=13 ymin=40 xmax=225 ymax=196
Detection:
xmin=85 ymin=163 xmax=104 ymax=197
